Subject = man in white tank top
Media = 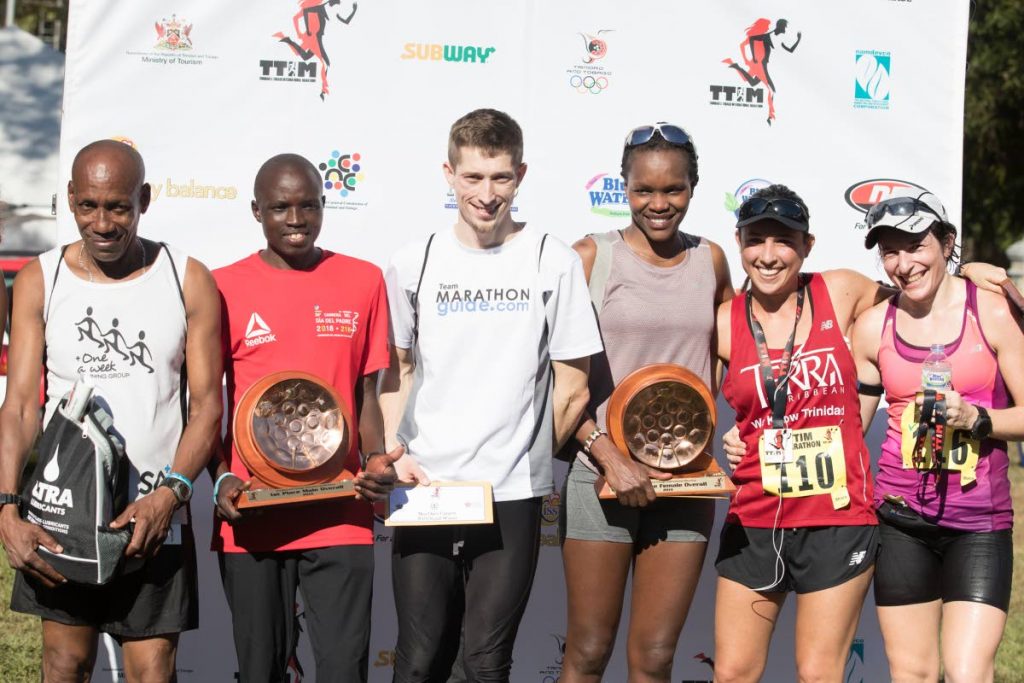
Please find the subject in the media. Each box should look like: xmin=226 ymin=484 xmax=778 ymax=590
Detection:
xmin=0 ymin=140 xmax=223 ymax=682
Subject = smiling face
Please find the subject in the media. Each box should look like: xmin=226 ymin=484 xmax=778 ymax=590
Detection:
xmin=67 ymin=144 xmax=150 ymax=265
xmin=876 ymin=226 xmax=952 ymax=300
xmin=625 ymin=148 xmax=693 ymax=243
xmin=737 ymin=220 xmax=814 ymax=298
xmin=252 ymin=158 xmax=325 ymax=269
xmin=444 ymin=146 xmax=526 ymax=243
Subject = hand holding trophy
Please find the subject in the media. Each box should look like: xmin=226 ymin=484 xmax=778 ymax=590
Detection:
xmin=233 ymin=371 xmax=357 ymax=509
xmin=598 ymin=363 xmax=735 ymax=499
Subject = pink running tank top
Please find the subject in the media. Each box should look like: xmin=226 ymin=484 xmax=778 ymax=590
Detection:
xmin=875 ymin=280 xmax=1012 ymax=531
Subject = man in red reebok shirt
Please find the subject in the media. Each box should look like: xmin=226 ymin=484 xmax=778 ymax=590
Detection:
xmin=209 ymin=153 xmax=400 ymax=682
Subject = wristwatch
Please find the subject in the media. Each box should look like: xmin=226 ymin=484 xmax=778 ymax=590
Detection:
xmin=159 ymin=476 xmax=193 ymax=507
xmin=969 ymin=405 xmax=993 ymax=441
xmin=0 ymin=493 xmax=22 ymax=510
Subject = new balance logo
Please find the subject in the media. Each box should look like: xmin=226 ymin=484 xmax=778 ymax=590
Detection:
xmin=244 ymin=313 xmax=277 ymax=347
xmin=849 ymin=550 xmax=867 ymax=566
xmin=820 ymin=320 xmax=834 ymax=331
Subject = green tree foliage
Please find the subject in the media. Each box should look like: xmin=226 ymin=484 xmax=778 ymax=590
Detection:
xmin=1 ymin=0 xmax=67 ymax=51
xmin=963 ymin=1 xmax=1024 ymax=266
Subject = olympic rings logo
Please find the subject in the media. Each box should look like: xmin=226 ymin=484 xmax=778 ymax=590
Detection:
xmin=569 ymin=74 xmax=608 ymax=94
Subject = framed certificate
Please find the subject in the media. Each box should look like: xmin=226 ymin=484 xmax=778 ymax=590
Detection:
xmin=385 ymin=481 xmax=494 ymax=526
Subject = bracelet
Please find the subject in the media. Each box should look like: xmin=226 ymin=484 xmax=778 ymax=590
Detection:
xmin=213 ymin=472 xmax=241 ymax=504
xmin=166 ymin=472 xmax=193 ymax=493
xmin=360 ymin=451 xmax=386 ymax=469
xmin=582 ymin=428 xmax=606 ymax=455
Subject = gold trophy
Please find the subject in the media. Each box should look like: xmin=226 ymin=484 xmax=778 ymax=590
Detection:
xmin=598 ymin=364 xmax=735 ymax=498
xmin=233 ymin=371 xmax=357 ymax=509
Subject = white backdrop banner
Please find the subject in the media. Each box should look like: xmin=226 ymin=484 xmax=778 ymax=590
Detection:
xmin=55 ymin=1 xmax=969 ymax=680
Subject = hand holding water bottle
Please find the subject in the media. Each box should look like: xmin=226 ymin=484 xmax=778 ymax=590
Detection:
xmin=916 ymin=344 xmax=979 ymax=430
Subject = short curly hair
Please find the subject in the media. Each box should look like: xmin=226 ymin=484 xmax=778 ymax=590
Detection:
xmin=448 ymin=109 xmax=523 ymax=167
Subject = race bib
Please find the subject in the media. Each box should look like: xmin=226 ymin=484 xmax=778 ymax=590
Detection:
xmin=762 ymin=428 xmax=793 ymax=464
xmin=760 ymin=425 xmax=849 ymax=507
xmin=899 ymin=403 xmax=979 ymax=486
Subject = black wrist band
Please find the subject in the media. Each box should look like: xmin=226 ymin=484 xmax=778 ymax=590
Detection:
xmin=0 ymin=493 xmax=23 ymax=509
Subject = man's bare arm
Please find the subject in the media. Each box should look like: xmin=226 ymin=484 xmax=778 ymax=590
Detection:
xmin=552 ymin=357 xmax=590 ymax=451
xmin=379 ymin=345 xmax=428 ymax=483
xmin=0 ymin=262 xmax=66 ymax=586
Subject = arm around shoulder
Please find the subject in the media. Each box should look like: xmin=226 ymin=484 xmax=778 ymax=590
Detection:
xmin=977 ymin=289 xmax=1024 ymax=440
xmin=823 ymin=268 xmax=890 ymax=329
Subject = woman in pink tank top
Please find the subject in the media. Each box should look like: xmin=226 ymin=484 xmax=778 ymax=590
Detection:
xmin=852 ymin=190 xmax=1024 ymax=683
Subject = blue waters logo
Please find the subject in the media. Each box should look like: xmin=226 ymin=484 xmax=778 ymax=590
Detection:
xmin=854 ymin=50 xmax=891 ymax=109
xmin=586 ymin=173 xmax=629 ymax=218
xmin=724 ymin=178 xmax=772 ymax=216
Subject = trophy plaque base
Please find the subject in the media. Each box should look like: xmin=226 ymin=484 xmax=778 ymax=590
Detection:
xmin=597 ymin=457 xmax=736 ymax=500
xmin=237 ymin=477 xmax=357 ymax=510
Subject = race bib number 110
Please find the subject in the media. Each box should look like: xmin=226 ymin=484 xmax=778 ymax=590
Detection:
xmin=760 ymin=425 xmax=849 ymax=508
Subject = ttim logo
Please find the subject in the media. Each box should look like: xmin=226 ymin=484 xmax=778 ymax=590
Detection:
xmin=844 ymin=178 xmax=928 ymax=213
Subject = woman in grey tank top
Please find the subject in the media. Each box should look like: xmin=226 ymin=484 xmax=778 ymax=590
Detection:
xmin=559 ymin=124 xmax=735 ymax=681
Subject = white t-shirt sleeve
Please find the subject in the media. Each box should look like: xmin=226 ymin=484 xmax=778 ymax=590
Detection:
xmin=385 ymin=244 xmax=421 ymax=350
xmin=547 ymin=245 xmax=603 ymax=361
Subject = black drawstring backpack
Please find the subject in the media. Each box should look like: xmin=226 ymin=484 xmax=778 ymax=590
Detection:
xmin=20 ymin=391 xmax=139 ymax=584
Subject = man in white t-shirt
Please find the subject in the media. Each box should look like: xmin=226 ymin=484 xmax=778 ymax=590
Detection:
xmin=381 ymin=109 xmax=602 ymax=682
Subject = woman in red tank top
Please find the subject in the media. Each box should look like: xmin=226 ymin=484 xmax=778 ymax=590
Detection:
xmin=712 ymin=184 xmax=924 ymax=683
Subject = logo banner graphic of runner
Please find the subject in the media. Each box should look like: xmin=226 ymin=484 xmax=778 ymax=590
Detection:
xmin=56 ymin=1 xmax=968 ymax=680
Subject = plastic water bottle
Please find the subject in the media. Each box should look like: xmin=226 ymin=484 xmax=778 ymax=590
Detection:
xmin=921 ymin=344 xmax=952 ymax=391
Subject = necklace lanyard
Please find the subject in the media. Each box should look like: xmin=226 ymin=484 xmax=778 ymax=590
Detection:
xmin=746 ymin=284 xmax=806 ymax=429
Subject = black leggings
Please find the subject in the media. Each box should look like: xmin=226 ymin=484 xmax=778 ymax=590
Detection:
xmin=391 ymin=497 xmax=542 ymax=683
xmin=874 ymin=506 xmax=1013 ymax=611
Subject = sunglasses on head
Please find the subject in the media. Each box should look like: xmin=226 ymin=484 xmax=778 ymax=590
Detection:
xmin=624 ymin=123 xmax=693 ymax=148
xmin=737 ymin=197 xmax=808 ymax=224
xmin=864 ymin=194 xmax=942 ymax=229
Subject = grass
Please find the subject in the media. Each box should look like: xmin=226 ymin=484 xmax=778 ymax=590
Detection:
xmin=996 ymin=451 xmax=1024 ymax=683
xmin=1 ymin=459 xmax=1023 ymax=682
xmin=0 ymin=557 xmax=42 ymax=681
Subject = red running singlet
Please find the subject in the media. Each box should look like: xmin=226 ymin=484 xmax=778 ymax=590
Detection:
xmin=722 ymin=273 xmax=876 ymax=528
